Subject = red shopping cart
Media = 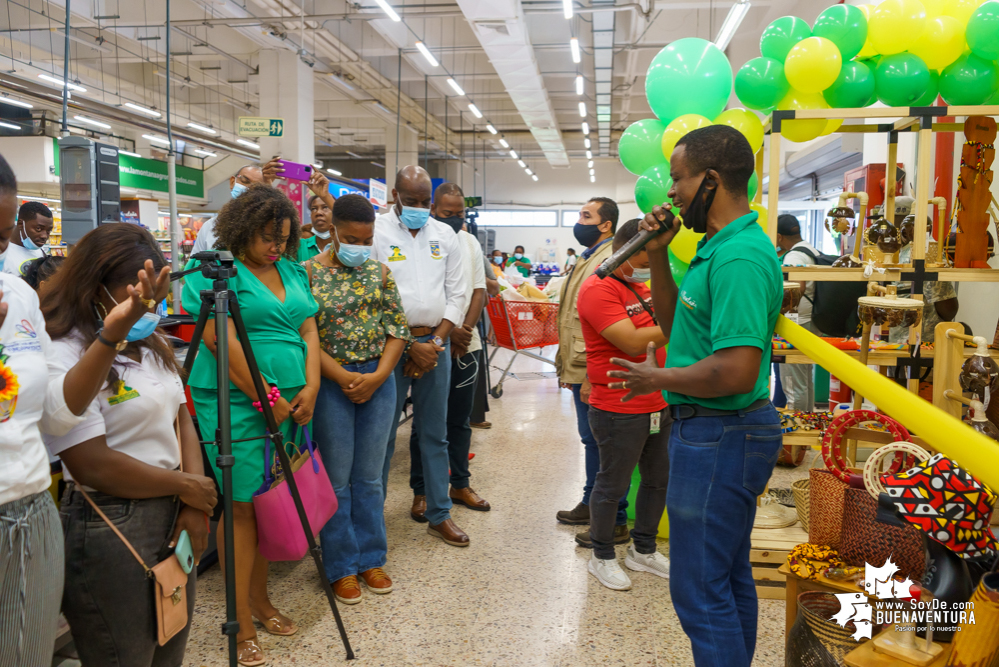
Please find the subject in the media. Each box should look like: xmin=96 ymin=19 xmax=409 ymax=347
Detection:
xmin=485 ymin=296 xmax=560 ymax=398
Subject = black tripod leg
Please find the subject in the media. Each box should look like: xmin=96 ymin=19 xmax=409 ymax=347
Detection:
xmin=229 ymin=296 xmax=355 ymax=660
xmin=181 ymin=289 xmax=214 ymax=378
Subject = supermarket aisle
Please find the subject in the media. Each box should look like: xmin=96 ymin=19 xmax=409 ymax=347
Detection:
xmin=180 ymin=347 xmax=789 ymax=667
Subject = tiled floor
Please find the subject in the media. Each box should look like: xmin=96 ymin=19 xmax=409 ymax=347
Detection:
xmin=182 ymin=347 xmax=802 ymax=667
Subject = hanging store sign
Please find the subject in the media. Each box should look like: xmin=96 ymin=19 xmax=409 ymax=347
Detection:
xmin=238 ymin=117 xmax=284 ymax=137
xmin=118 ymin=154 xmax=204 ymax=199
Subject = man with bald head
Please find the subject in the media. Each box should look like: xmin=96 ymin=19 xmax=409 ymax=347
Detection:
xmin=373 ymin=165 xmax=470 ymax=547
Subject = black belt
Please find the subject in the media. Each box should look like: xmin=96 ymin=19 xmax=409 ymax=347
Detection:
xmin=669 ymin=398 xmax=772 ymax=420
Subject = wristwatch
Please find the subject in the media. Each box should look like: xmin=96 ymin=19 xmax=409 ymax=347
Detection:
xmin=431 ymin=335 xmax=445 ymax=347
xmin=97 ymin=328 xmax=128 ymax=352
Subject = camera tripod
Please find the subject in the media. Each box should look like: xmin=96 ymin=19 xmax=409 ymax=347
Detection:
xmin=176 ymin=251 xmax=354 ymax=664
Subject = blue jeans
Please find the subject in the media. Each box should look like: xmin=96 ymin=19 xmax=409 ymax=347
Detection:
xmin=382 ymin=335 xmax=453 ymax=526
xmin=315 ymin=359 xmax=396 ymax=583
xmin=572 ymin=384 xmax=628 ymax=525
xmin=667 ymin=403 xmax=782 ymax=667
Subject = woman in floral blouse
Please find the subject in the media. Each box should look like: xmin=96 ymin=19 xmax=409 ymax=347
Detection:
xmin=303 ymin=193 xmax=410 ymax=605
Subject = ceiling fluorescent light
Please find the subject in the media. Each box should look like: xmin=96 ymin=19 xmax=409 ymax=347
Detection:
xmin=119 ymin=150 xmax=140 ymax=158
xmin=0 ymin=121 xmax=21 ymax=130
xmin=517 ymin=160 xmax=526 ymax=168
xmin=486 ymin=124 xmax=497 ymax=135
xmin=0 ymin=97 xmax=32 ymax=109
xmin=584 ymin=137 xmax=591 ymax=149
xmin=509 ymin=150 xmax=518 ymax=159
xmin=371 ymin=161 xmax=385 ymax=168
xmin=499 ymin=138 xmax=510 ymax=148
xmin=570 ymin=38 xmax=581 ymax=64
xmin=587 ymin=160 xmax=594 ymax=168
xmin=563 ymin=0 xmax=573 ymax=19
xmin=142 ymin=134 xmax=170 ymax=146
xmin=586 ymin=150 xmax=593 ymax=159
xmin=468 ymin=103 xmax=483 ymax=119
xmin=330 ymin=74 xmax=354 ymax=91
xmin=582 ymin=122 xmax=590 ymax=135
xmin=447 ymin=78 xmax=465 ymax=96
xmin=237 ymin=139 xmax=260 ymax=150
xmin=124 ymin=102 xmax=160 ymax=117
xmin=327 ymin=168 xmax=342 ymax=176
xmin=194 ymin=149 xmax=217 ymax=157
xmin=186 ymin=122 xmax=216 ymax=134
xmin=373 ymin=0 xmax=401 ymax=22
xmin=578 ymin=102 xmax=587 ymax=118
xmin=38 ymin=74 xmax=85 ymax=92
xmin=74 ymin=115 xmax=111 ymax=129
xmin=589 ymin=168 xmax=595 ymax=175
xmin=346 ymin=151 xmax=363 ymax=158
xmin=525 ymin=168 xmax=533 ymax=175
xmin=714 ymin=0 xmax=752 ymax=52
xmin=589 ymin=175 xmax=595 ymax=183
xmin=532 ymin=174 xmax=539 ymax=182
xmin=415 ymin=41 xmax=439 ymax=67
xmin=575 ymin=75 xmax=584 ymax=96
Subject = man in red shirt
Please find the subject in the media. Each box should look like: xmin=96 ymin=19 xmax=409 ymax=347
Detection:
xmin=577 ymin=218 xmax=672 ymax=591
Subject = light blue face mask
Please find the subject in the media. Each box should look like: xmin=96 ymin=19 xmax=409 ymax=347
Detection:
xmin=231 ymin=181 xmax=248 ymax=199
xmin=313 ymin=228 xmax=331 ymax=240
xmin=624 ymin=260 xmax=651 ymax=284
xmin=103 ymin=286 xmax=161 ymax=341
xmin=514 ymin=252 xmax=523 ymax=259
xmin=399 ymin=205 xmax=430 ymax=230
xmin=20 ymin=226 xmax=41 ymax=251
xmin=334 ymin=228 xmax=371 ymax=267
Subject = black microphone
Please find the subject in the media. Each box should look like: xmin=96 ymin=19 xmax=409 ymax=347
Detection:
xmin=594 ymin=209 xmax=676 ymax=279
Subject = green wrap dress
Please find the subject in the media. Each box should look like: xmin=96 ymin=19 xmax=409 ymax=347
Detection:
xmin=182 ymin=257 xmax=319 ymax=501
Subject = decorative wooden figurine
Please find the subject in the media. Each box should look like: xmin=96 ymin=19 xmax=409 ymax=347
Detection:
xmin=955 ymin=116 xmax=995 ymax=269
xmin=863 ymin=217 xmax=902 ymax=265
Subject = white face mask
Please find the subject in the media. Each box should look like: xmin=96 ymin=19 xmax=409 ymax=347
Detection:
xmin=624 ymin=259 xmax=651 ymax=284
xmin=313 ymin=229 xmax=331 ymax=239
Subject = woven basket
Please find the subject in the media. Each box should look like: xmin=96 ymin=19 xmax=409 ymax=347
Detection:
xmin=809 ymin=469 xmax=849 ymax=549
xmin=792 ymin=478 xmax=811 ymax=532
xmin=786 ymin=591 xmax=862 ymax=667
xmin=839 ymin=487 xmax=925 ymax=580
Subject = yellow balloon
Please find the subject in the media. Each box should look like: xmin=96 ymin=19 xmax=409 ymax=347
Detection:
xmin=661 ymin=114 xmax=713 ymax=160
xmin=750 ymin=203 xmax=769 ymax=231
xmin=941 ymin=0 xmax=985 ymax=24
xmin=856 ymin=5 xmax=880 ymax=58
xmin=922 ymin=0 xmax=943 ymax=18
xmin=869 ymin=0 xmax=927 ymax=55
xmin=776 ymin=89 xmax=829 ymax=143
xmin=784 ymin=36 xmax=843 ymax=94
xmin=670 ymin=225 xmax=702 ymax=264
xmin=908 ymin=16 xmax=966 ymax=70
xmin=821 ymin=118 xmax=844 ymax=136
xmin=714 ymin=108 xmax=765 ymax=153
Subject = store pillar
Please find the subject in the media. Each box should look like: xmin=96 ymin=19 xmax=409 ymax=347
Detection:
xmin=258 ymin=49 xmax=314 ymax=165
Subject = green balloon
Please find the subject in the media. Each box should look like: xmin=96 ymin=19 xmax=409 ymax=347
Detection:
xmin=823 ymin=60 xmax=875 ymax=108
xmin=635 ymin=163 xmax=673 ymax=215
xmin=940 ymin=52 xmax=998 ymax=106
xmin=760 ymin=16 xmax=812 ymax=62
xmin=967 ymin=2 xmax=999 ymax=61
xmin=618 ymin=119 xmax=668 ymax=176
xmin=875 ymin=53 xmax=931 ymax=107
xmin=857 ymin=57 xmax=882 ymax=105
xmin=748 ymin=172 xmax=758 ymax=200
xmin=735 ymin=57 xmax=790 ymax=111
xmin=913 ymin=70 xmax=940 ymax=106
xmin=646 ymin=38 xmax=732 ymax=124
xmin=667 ymin=247 xmax=689 ymax=287
xmin=812 ymin=5 xmax=868 ymax=61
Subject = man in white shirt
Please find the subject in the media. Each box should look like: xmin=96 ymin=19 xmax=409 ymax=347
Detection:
xmin=1 ymin=201 xmax=48 ymax=276
xmin=776 ymin=214 xmax=819 ymax=412
xmin=190 ymin=159 xmax=281 ymax=255
xmin=410 ymin=182 xmax=491 ymax=515
xmin=373 ymin=166 xmax=470 ymax=547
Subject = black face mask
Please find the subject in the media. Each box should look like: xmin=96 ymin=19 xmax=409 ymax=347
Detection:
xmin=437 ymin=215 xmax=464 ymax=234
xmin=574 ymin=221 xmax=604 ymax=248
xmin=681 ymin=173 xmax=717 ymax=235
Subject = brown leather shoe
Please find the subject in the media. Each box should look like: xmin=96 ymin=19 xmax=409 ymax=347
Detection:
xmin=450 ymin=486 xmax=491 ymax=511
xmin=410 ymin=495 xmax=427 ymax=523
xmin=359 ymin=567 xmax=393 ymax=594
xmin=427 ymin=518 xmax=470 ymax=547
xmin=470 ymin=421 xmax=492 ymax=429
xmin=332 ymin=576 xmax=362 ymax=605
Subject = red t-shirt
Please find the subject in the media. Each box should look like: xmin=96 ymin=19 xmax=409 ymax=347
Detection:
xmin=578 ymin=273 xmax=668 ymax=414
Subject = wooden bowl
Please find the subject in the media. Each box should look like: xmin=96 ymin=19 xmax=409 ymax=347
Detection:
xmin=857 ymin=294 xmax=923 ymax=328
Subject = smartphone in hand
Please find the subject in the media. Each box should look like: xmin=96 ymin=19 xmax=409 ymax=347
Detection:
xmin=277 ymin=160 xmax=313 ymax=182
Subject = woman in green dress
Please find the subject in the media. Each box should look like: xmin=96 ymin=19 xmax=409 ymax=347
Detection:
xmin=182 ymin=184 xmax=319 ymax=667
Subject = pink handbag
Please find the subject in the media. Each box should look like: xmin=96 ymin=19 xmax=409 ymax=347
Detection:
xmin=253 ymin=426 xmax=337 ymax=562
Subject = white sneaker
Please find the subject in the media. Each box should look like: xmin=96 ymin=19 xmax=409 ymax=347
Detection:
xmin=624 ymin=545 xmax=671 ymax=579
xmin=588 ymin=553 xmax=632 ymax=590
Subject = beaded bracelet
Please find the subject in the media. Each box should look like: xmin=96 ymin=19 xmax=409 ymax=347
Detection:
xmin=252 ymin=387 xmax=281 ymax=412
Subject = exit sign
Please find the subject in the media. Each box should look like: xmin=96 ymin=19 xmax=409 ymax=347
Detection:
xmin=238 ymin=117 xmax=284 ymax=137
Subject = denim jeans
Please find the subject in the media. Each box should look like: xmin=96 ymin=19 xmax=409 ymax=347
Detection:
xmin=588 ymin=407 xmax=671 ymax=560
xmin=382 ymin=335 xmax=453 ymax=526
xmin=315 ymin=359 xmax=396 ymax=583
xmin=572 ymin=384 xmax=628 ymax=525
xmin=411 ymin=349 xmax=479 ymax=493
xmin=61 ymin=489 xmax=195 ymax=667
xmin=666 ymin=403 xmax=782 ymax=667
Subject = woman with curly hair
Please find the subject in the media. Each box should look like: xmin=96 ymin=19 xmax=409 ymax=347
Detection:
xmin=182 ymin=183 xmax=319 ymax=666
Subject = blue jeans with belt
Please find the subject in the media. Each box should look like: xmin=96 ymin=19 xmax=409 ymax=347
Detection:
xmin=315 ymin=358 xmax=396 ymax=583
xmin=382 ymin=335 xmax=453 ymax=526
xmin=666 ymin=403 xmax=782 ymax=667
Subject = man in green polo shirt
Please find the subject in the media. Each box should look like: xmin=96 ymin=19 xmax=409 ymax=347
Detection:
xmin=608 ymin=125 xmax=783 ymax=667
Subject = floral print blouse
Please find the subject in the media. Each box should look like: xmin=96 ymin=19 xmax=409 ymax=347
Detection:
xmin=303 ymin=257 xmax=411 ymax=364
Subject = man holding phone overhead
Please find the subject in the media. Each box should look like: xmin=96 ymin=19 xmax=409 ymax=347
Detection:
xmin=607 ymin=125 xmax=783 ymax=667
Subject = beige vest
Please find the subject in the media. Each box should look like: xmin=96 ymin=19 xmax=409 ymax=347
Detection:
xmin=555 ymin=239 xmax=614 ymax=384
